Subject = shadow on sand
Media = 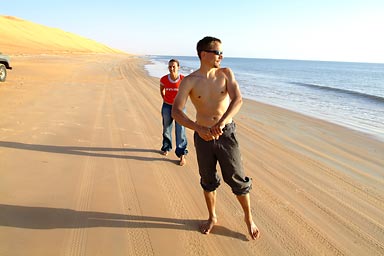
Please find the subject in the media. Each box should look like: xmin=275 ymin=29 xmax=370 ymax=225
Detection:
xmin=0 ymin=141 xmax=178 ymax=163
xmin=0 ymin=204 xmax=248 ymax=241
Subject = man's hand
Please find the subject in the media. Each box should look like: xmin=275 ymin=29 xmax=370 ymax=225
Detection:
xmin=197 ymin=126 xmax=215 ymax=141
xmin=196 ymin=124 xmax=224 ymax=141
xmin=209 ymin=123 xmax=224 ymax=140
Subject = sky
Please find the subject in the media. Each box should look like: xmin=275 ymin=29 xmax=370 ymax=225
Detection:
xmin=2 ymin=0 xmax=384 ymax=63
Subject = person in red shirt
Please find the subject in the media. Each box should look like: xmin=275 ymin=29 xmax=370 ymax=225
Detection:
xmin=160 ymin=59 xmax=188 ymax=166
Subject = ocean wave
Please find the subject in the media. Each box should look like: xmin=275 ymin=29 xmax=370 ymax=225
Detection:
xmin=289 ymin=82 xmax=384 ymax=104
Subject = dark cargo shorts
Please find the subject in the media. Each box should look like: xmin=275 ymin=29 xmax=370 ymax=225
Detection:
xmin=193 ymin=122 xmax=252 ymax=195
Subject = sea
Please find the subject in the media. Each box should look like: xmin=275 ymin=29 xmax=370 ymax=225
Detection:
xmin=144 ymin=55 xmax=384 ymax=141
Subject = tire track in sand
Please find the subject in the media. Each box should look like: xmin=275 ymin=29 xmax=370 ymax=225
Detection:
xmin=105 ymin=63 xmax=154 ymax=255
xmin=63 ymin=69 xmax=108 ymax=256
xmin=238 ymin=120 xmax=384 ymax=255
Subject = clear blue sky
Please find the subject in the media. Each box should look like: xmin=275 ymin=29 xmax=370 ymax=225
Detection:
xmin=2 ymin=0 xmax=384 ymax=63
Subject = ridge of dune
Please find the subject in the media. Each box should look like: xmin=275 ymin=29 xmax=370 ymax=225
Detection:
xmin=0 ymin=15 xmax=125 ymax=55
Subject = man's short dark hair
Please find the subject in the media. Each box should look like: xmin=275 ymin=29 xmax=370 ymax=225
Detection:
xmin=196 ymin=36 xmax=222 ymax=59
xmin=169 ymin=59 xmax=180 ymax=66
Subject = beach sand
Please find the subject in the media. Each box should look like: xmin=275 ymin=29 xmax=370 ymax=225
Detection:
xmin=0 ymin=53 xmax=383 ymax=256
xmin=1 ymin=15 xmax=384 ymax=256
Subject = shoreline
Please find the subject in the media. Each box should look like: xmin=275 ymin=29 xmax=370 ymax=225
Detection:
xmin=242 ymin=97 xmax=384 ymax=143
xmin=144 ymin=55 xmax=384 ymax=142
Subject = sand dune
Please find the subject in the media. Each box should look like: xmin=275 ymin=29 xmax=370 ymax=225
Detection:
xmin=0 ymin=16 xmax=383 ymax=256
xmin=0 ymin=15 xmax=124 ymax=54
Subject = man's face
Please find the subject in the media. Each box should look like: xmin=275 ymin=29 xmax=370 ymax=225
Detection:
xmin=204 ymin=41 xmax=223 ymax=68
xmin=168 ymin=62 xmax=179 ymax=74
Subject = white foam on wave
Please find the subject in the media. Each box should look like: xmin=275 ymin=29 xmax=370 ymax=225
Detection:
xmin=144 ymin=59 xmax=168 ymax=78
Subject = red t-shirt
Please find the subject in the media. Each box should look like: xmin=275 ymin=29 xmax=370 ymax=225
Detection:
xmin=160 ymin=74 xmax=184 ymax=105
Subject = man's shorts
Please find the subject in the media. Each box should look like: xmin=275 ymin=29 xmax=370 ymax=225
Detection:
xmin=193 ymin=122 xmax=252 ymax=195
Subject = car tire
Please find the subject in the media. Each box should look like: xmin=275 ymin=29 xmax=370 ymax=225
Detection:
xmin=0 ymin=64 xmax=6 ymax=82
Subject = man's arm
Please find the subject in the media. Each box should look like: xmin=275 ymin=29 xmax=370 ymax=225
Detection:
xmin=172 ymin=78 xmax=197 ymax=130
xmin=160 ymin=83 xmax=165 ymax=100
xmin=172 ymin=78 xmax=213 ymax=141
xmin=210 ymin=68 xmax=243 ymax=136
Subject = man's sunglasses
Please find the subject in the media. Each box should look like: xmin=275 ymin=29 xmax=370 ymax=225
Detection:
xmin=203 ymin=50 xmax=223 ymax=55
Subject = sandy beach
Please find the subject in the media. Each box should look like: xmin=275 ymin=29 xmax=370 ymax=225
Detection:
xmin=0 ymin=53 xmax=383 ymax=256
xmin=1 ymin=16 xmax=384 ymax=256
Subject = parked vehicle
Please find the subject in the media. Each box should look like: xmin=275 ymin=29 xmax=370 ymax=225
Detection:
xmin=0 ymin=52 xmax=12 ymax=82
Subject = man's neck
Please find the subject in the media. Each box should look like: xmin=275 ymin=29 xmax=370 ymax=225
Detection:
xmin=198 ymin=65 xmax=217 ymax=78
xmin=169 ymin=73 xmax=178 ymax=81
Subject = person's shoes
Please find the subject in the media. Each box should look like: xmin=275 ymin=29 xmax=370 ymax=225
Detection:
xmin=179 ymin=155 xmax=186 ymax=166
xmin=161 ymin=151 xmax=168 ymax=156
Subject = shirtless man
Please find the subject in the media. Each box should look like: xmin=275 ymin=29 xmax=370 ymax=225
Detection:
xmin=172 ymin=36 xmax=260 ymax=240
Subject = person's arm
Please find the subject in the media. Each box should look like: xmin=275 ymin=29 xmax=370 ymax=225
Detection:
xmin=172 ymin=77 xmax=197 ymax=130
xmin=172 ymin=78 xmax=213 ymax=141
xmin=210 ymin=68 xmax=243 ymax=135
xmin=160 ymin=83 xmax=165 ymax=100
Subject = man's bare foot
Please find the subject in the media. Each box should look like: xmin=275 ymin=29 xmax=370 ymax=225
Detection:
xmin=179 ymin=155 xmax=186 ymax=166
xmin=245 ymin=218 xmax=260 ymax=240
xmin=200 ymin=217 xmax=217 ymax=234
xmin=161 ymin=150 xmax=168 ymax=156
